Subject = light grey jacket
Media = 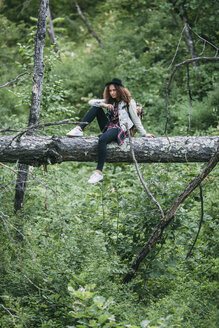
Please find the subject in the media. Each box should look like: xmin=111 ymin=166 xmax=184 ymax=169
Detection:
xmin=88 ymin=98 xmax=146 ymax=136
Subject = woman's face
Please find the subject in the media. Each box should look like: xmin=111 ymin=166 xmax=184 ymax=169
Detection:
xmin=109 ymin=84 xmax=118 ymax=99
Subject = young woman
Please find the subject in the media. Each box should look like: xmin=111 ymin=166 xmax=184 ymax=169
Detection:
xmin=67 ymin=78 xmax=154 ymax=183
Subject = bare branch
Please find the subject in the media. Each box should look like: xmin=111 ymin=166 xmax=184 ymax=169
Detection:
xmin=0 ymin=162 xmax=17 ymax=173
xmin=188 ymin=25 xmax=219 ymax=55
xmin=0 ymin=120 xmax=87 ymax=155
xmin=168 ymin=26 xmax=186 ymax=69
xmin=0 ymin=304 xmax=19 ymax=327
xmin=73 ymin=0 xmax=104 ymax=49
xmin=123 ymin=143 xmax=219 ymax=283
xmin=0 ymin=72 xmax=32 ymax=89
xmin=186 ymin=63 xmax=192 ymax=131
xmin=126 ymin=126 xmax=164 ymax=218
xmin=47 ymin=6 xmax=59 ymax=53
xmin=199 ymin=40 xmax=206 ymax=56
xmin=0 ymin=128 xmax=20 ymax=133
xmin=0 ymin=119 xmax=87 ymax=135
xmin=0 ymin=162 xmax=57 ymax=194
xmin=1 ymin=213 xmax=26 ymax=241
xmin=24 ymin=274 xmax=43 ymax=293
xmin=183 ymin=21 xmax=198 ymax=67
xmin=186 ymin=184 xmax=204 ymax=258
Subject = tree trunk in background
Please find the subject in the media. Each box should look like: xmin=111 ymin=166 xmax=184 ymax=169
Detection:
xmin=14 ymin=163 xmax=29 ymax=211
xmin=180 ymin=3 xmax=198 ymax=67
xmin=1 ymin=136 xmax=218 ymax=166
xmin=47 ymin=6 xmax=59 ymax=53
xmin=14 ymin=0 xmax=49 ymax=213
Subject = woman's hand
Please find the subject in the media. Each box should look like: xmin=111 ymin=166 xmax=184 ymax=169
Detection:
xmin=100 ymin=103 xmax=113 ymax=110
xmin=143 ymin=133 xmax=155 ymax=138
xmin=106 ymin=104 xmax=114 ymax=110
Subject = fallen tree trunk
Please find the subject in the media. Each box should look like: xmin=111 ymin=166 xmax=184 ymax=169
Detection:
xmin=0 ymin=135 xmax=218 ymax=166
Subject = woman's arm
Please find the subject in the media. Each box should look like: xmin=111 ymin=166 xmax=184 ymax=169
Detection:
xmin=88 ymin=99 xmax=113 ymax=110
xmin=88 ymin=99 xmax=105 ymax=107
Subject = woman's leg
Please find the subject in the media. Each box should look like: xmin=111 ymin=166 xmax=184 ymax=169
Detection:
xmin=96 ymin=128 xmax=118 ymax=172
xmin=79 ymin=106 xmax=108 ymax=131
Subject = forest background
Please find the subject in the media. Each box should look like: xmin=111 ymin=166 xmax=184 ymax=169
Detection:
xmin=0 ymin=0 xmax=218 ymax=327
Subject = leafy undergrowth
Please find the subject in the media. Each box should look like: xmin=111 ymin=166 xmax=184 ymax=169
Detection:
xmin=0 ymin=161 xmax=218 ymax=327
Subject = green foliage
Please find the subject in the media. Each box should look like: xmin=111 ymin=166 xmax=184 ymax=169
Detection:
xmin=0 ymin=0 xmax=218 ymax=327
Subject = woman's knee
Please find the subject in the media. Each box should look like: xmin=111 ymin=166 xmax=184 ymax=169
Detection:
xmin=98 ymin=134 xmax=107 ymax=145
xmin=95 ymin=106 xmax=104 ymax=115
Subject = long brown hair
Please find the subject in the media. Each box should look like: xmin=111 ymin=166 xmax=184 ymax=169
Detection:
xmin=103 ymin=84 xmax=131 ymax=104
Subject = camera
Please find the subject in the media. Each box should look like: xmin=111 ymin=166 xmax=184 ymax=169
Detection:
xmin=107 ymin=109 xmax=115 ymax=119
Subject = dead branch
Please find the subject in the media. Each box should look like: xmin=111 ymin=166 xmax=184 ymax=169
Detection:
xmin=0 ymin=120 xmax=87 ymax=155
xmin=186 ymin=184 xmax=204 ymax=258
xmin=188 ymin=26 xmax=219 ymax=55
xmin=0 ymin=72 xmax=32 ymax=89
xmin=126 ymin=126 xmax=164 ymax=218
xmin=0 ymin=162 xmax=57 ymax=195
xmin=123 ymin=143 xmax=219 ymax=283
xmin=73 ymin=0 xmax=104 ymax=49
xmin=186 ymin=63 xmax=192 ymax=131
xmin=0 ymin=119 xmax=87 ymax=135
xmin=0 ymin=162 xmax=17 ymax=173
xmin=168 ymin=26 xmax=185 ymax=69
xmin=47 ymin=6 xmax=59 ymax=53
xmin=0 ymin=304 xmax=19 ymax=328
xmin=0 ymin=119 xmax=87 ymax=137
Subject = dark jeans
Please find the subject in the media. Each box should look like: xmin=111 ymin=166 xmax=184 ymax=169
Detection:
xmin=79 ymin=106 xmax=118 ymax=172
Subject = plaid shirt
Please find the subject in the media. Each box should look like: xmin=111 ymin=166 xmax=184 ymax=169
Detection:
xmin=102 ymin=103 xmax=127 ymax=146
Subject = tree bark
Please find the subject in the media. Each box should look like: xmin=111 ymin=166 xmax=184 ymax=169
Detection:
xmin=0 ymin=136 xmax=218 ymax=166
xmin=47 ymin=6 xmax=59 ymax=52
xmin=179 ymin=3 xmax=198 ymax=67
xmin=14 ymin=0 xmax=49 ymax=213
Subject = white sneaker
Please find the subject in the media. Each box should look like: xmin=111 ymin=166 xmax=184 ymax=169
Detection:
xmin=88 ymin=171 xmax=103 ymax=184
xmin=66 ymin=126 xmax=83 ymax=137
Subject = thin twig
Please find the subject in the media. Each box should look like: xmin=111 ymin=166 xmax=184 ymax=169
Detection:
xmin=0 ymin=304 xmax=19 ymax=327
xmin=1 ymin=214 xmax=28 ymax=243
xmin=0 ymin=119 xmax=87 ymax=135
xmin=186 ymin=184 xmax=204 ymax=258
xmin=168 ymin=26 xmax=186 ymax=69
xmin=188 ymin=25 xmax=219 ymax=55
xmin=47 ymin=6 xmax=59 ymax=53
xmin=24 ymin=274 xmax=43 ymax=293
xmin=186 ymin=64 xmax=192 ymax=131
xmin=0 ymin=212 xmax=19 ymax=248
xmin=0 ymin=72 xmax=32 ymax=89
xmin=0 ymin=163 xmax=57 ymax=194
xmin=0 ymin=119 xmax=88 ymax=155
xmin=0 ymin=162 xmax=18 ymax=173
xmin=199 ymin=40 xmax=206 ymax=56
xmin=126 ymin=126 xmax=164 ymax=218
xmin=101 ymin=181 xmax=106 ymax=235
xmin=73 ymin=0 xmax=104 ymax=49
